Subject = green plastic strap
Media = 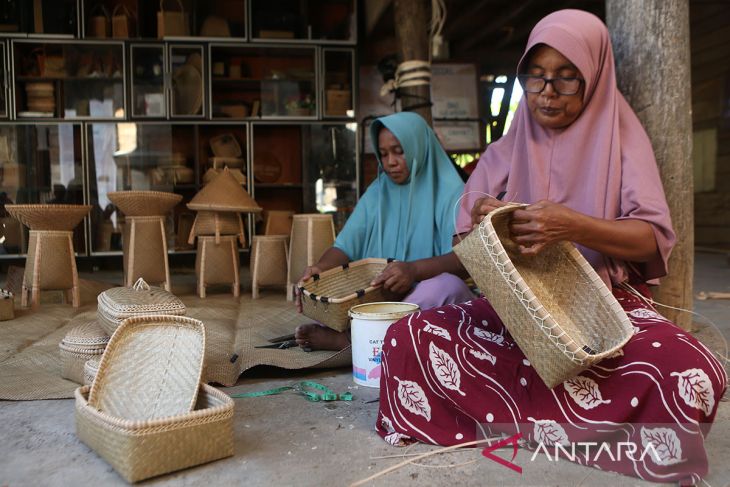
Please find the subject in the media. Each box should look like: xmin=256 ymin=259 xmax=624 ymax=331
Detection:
xmin=230 ymin=380 xmax=353 ymax=402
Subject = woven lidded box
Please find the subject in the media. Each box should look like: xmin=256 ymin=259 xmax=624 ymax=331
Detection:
xmin=76 ymin=314 xmax=233 ymax=483
xmin=59 ymin=320 xmax=109 ymax=384
xmin=298 ymin=258 xmax=392 ymax=332
xmin=453 ymin=204 xmax=634 ymax=388
xmin=83 ymin=357 xmax=100 ymax=386
xmin=97 ymin=278 xmax=186 ymax=335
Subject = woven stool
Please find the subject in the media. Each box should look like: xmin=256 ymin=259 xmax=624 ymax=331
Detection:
xmin=286 ymin=213 xmax=336 ymax=301
xmin=5 ymin=204 xmax=91 ymax=309
xmin=195 ymin=235 xmax=240 ymax=298
xmin=109 ymin=191 xmax=181 ymax=292
xmin=250 ymin=235 xmax=289 ymax=299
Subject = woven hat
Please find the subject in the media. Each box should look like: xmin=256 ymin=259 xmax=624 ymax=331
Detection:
xmin=6 ymin=204 xmax=91 ymax=231
xmin=87 ymin=314 xmax=206 ymax=421
xmin=108 ymin=191 xmax=182 ymax=216
xmin=187 ymin=169 xmax=261 ymax=213
xmin=453 ymin=204 xmax=634 ymax=388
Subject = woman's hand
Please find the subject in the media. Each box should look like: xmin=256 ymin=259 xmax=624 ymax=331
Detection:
xmin=470 ymin=196 xmax=508 ymax=227
xmin=509 ymin=200 xmax=577 ymax=255
xmin=370 ymin=261 xmax=416 ymax=295
xmin=295 ymin=265 xmax=323 ymax=313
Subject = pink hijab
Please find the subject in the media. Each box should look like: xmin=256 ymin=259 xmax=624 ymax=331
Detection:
xmin=456 ymin=9 xmax=675 ymax=287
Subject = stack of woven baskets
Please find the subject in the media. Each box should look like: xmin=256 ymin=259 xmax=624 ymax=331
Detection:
xmin=187 ymin=169 xmax=262 ymax=297
xmin=74 ymin=297 xmax=234 ymax=482
xmin=59 ymin=321 xmax=110 ymax=385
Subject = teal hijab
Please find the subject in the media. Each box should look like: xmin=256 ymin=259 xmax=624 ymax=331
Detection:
xmin=334 ymin=112 xmax=464 ymax=262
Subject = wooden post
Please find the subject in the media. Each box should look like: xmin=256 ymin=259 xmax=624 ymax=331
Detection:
xmin=393 ymin=0 xmax=433 ymax=125
xmin=606 ymin=0 xmax=694 ymax=330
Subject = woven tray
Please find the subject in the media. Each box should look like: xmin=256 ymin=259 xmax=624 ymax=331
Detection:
xmin=453 ymin=204 xmax=634 ymax=388
xmin=88 ymin=314 xmax=206 ymax=421
xmin=76 ymin=383 xmax=234 ymax=483
xmin=5 ymin=204 xmax=91 ymax=231
xmin=299 ymin=258 xmax=392 ymax=332
xmin=108 ymin=191 xmax=182 ymax=217
xmin=97 ymin=278 xmax=186 ymax=335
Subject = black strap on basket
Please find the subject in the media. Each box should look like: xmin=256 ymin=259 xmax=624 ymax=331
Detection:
xmin=356 ymin=289 xmax=365 ymax=298
xmin=321 ymin=296 xmax=329 ymax=304
xmin=312 ymin=273 xmax=320 ymax=281
xmin=387 ymin=258 xmax=395 ymax=263
xmin=310 ymin=293 xmax=317 ymax=300
xmin=342 ymin=263 xmax=349 ymax=270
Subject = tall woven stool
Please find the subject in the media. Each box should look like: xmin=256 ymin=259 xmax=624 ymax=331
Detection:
xmin=264 ymin=210 xmax=294 ymax=236
xmin=109 ymin=191 xmax=182 ymax=292
xmin=195 ymin=235 xmax=240 ymax=298
xmin=250 ymin=235 xmax=289 ymax=299
xmin=5 ymin=204 xmax=91 ymax=308
xmin=286 ymin=213 xmax=336 ymax=301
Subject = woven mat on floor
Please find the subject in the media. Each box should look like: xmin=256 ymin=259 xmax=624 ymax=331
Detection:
xmin=0 ymin=282 xmax=349 ymax=401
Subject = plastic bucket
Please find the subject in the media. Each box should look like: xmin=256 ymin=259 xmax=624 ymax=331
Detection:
xmin=348 ymin=302 xmax=420 ymax=388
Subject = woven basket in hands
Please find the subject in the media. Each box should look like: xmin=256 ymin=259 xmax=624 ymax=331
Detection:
xmin=6 ymin=204 xmax=91 ymax=231
xmin=88 ymin=314 xmax=205 ymax=421
xmin=108 ymin=191 xmax=182 ymax=216
xmin=97 ymin=278 xmax=186 ymax=335
xmin=453 ymin=204 xmax=634 ymax=388
xmin=299 ymin=258 xmax=393 ymax=332
xmin=75 ymin=383 xmax=234 ymax=483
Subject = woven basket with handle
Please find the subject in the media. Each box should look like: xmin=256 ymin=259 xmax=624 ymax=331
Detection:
xmin=299 ymin=258 xmax=393 ymax=332
xmin=453 ymin=204 xmax=634 ymax=388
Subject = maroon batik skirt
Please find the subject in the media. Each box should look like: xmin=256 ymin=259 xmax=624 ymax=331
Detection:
xmin=376 ymin=287 xmax=727 ymax=484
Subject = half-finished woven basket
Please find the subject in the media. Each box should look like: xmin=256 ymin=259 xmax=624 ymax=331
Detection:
xmin=108 ymin=191 xmax=182 ymax=217
xmin=88 ymin=314 xmax=206 ymax=420
xmin=298 ymin=258 xmax=392 ymax=332
xmin=6 ymin=204 xmax=92 ymax=231
xmin=453 ymin=204 xmax=634 ymax=389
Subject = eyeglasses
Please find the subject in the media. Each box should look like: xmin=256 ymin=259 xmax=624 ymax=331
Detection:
xmin=517 ymin=74 xmax=584 ymax=96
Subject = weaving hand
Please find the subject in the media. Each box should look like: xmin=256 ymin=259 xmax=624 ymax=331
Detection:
xmin=470 ymin=196 xmax=508 ymax=228
xmin=371 ymin=261 xmax=416 ymax=295
xmin=509 ymin=200 xmax=576 ymax=255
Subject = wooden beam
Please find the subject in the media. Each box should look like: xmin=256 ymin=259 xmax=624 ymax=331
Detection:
xmin=443 ymin=0 xmax=491 ymax=40
xmin=459 ymin=0 xmax=538 ymax=52
xmin=606 ymin=0 xmax=694 ymax=330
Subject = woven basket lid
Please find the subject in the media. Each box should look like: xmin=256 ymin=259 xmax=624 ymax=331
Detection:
xmin=187 ymin=169 xmax=262 ymax=213
xmin=61 ymin=320 xmax=110 ymax=349
xmin=108 ymin=191 xmax=182 ymax=216
xmin=87 ymin=314 xmax=206 ymax=420
xmin=98 ymin=278 xmax=186 ymax=317
xmin=6 ymin=204 xmax=91 ymax=231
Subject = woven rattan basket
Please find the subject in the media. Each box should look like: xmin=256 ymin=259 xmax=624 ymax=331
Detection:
xmin=88 ymin=314 xmax=206 ymax=421
xmin=298 ymin=258 xmax=392 ymax=332
xmin=60 ymin=321 xmax=109 ymax=384
xmin=108 ymin=191 xmax=182 ymax=217
xmin=453 ymin=204 xmax=634 ymax=388
xmin=6 ymin=204 xmax=92 ymax=231
xmin=187 ymin=210 xmax=245 ymax=245
xmin=76 ymin=383 xmax=234 ymax=483
xmin=84 ymin=357 xmax=100 ymax=386
xmin=97 ymin=278 xmax=186 ymax=335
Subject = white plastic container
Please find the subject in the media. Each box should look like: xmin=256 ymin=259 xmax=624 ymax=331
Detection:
xmin=348 ymin=302 xmax=420 ymax=388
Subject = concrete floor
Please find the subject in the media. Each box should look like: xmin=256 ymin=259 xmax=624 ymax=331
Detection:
xmin=1 ymin=250 xmax=728 ymax=486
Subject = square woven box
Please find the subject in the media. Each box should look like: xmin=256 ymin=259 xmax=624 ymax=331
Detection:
xmin=298 ymin=258 xmax=391 ymax=332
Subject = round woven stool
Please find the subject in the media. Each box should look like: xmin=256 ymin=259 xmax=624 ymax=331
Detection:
xmin=286 ymin=214 xmax=335 ymax=301
xmin=195 ymin=235 xmax=240 ymax=298
xmin=5 ymin=204 xmax=91 ymax=308
xmin=251 ymin=235 xmax=289 ymax=299
xmin=109 ymin=191 xmax=182 ymax=291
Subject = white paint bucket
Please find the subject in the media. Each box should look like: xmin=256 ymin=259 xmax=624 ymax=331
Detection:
xmin=348 ymin=302 xmax=420 ymax=388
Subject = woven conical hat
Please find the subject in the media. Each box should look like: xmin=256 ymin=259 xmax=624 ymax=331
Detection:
xmin=187 ymin=168 xmax=262 ymax=213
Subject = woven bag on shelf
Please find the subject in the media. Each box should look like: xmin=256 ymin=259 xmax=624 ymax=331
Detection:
xmin=299 ymin=258 xmax=393 ymax=332
xmin=453 ymin=204 xmax=634 ymax=388
xmin=97 ymin=278 xmax=186 ymax=335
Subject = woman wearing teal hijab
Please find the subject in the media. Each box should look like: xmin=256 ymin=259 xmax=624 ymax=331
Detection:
xmin=295 ymin=112 xmax=473 ymax=351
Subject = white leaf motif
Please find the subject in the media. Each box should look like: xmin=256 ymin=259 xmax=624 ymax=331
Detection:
xmin=640 ymin=426 xmax=683 ymax=466
xmin=627 ymin=308 xmax=664 ymax=321
xmin=670 ymin=368 xmax=715 ymax=415
xmin=381 ymin=415 xmax=395 ymax=434
xmin=563 ymin=376 xmax=611 ymax=410
xmin=429 ymin=342 xmax=466 ymax=396
xmin=395 ymin=376 xmax=432 ymax=421
xmin=473 ymin=327 xmax=505 ymax=346
xmin=423 ymin=320 xmax=451 ymax=340
xmin=384 ymin=432 xmax=412 ymax=446
xmin=469 ymin=348 xmax=496 ymax=365
xmin=528 ymin=417 xmax=568 ymax=446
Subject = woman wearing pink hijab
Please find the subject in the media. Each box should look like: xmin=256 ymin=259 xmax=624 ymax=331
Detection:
xmin=375 ymin=9 xmax=726 ymax=483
